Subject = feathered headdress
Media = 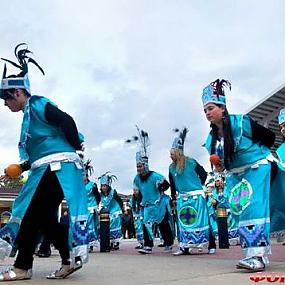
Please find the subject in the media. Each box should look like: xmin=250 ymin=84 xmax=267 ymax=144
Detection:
xmin=0 ymin=43 xmax=44 ymax=99
xmin=126 ymin=125 xmax=150 ymax=166
xmin=214 ymin=172 xmax=225 ymax=182
xmin=202 ymin=79 xmax=231 ymax=106
xmin=84 ymin=159 xmax=94 ymax=177
xmin=171 ymin=127 xmax=188 ymax=152
xmin=98 ymin=171 xmax=117 ymax=186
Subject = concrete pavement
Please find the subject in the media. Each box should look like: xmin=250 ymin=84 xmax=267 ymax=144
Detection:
xmin=0 ymin=239 xmax=285 ymax=284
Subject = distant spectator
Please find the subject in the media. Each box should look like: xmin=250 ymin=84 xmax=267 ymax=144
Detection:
xmin=122 ymin=210 xmax=133 ymax=239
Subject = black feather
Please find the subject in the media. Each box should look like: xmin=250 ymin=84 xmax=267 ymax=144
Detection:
xmin=180 ymin=127 xmax=188 ymax=145
xmin=98 ymin=171 xmax=117 ymax=185
xmin=1 ymin=58 xmax=22 ymax=70
xmin=125 ymin=125 xmax=150 ymax=158
xmin=211 ymin=78 xmax=231 ymax=97
xmin=84 ymin=159 xmax=94 ymax=177
xmin=2 ymin=64 xmax=6 ymax=79
xmin=2 ymin=43 xmax=45 ymax=78
xmin=28 ymin=58 xmax=45 ymax=75
xmin=14 ymin=43 xmax=27 ymax=58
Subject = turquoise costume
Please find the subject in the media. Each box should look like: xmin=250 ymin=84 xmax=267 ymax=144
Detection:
xmin=129 ymin=196 xmax=144 ymax=244
xmin=276 ymin=143 xmax=285 ymax=163
xmin=128 ymin=126 xmax=174 ymax=253
xmin=169 ymin=128 xmax=209 ymax=251
xmin=99 ymin=188 xmax=122 ymax=242
xmin=169 ymin=158 xmax=209 ymax=249
xmin=0 ymin=96 xmax=89 ymax=263
xmin=134 ymin=172 xmax=172 ymax=240
xmin=211 ymin=187 xmax=239 ymax=244
xmin=270 ymin=108 xmax=285 ymax=234
xmin=99 ymin=173 xmax=122 ymax=244
xmin=206 ymin=192 xmax=218 ymax=237
xmin=85 ymin=181 xmax=99 ymax=248
xmin=204 ymin=114 xmax=272 ymax=260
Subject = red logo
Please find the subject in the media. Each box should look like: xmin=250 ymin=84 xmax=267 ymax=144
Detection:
xmin=250 ymin=272 xmax=285 ymax=283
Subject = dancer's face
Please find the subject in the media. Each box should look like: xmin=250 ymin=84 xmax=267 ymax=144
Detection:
xmin=204 ymin=103 xmax=225 ymax=125
xmin=3 ymin=89 xmax=28 ymax=112
xmin=136 ymin=163 xmax=145 ymax=175
xmin=280 ymin=122 xmax=285 ymax=138
xmin=101 ymin=184 xmax=108 ymax=193
xmin=133 ymin=188 xmax=139 ymax=196
xmin=215 ymin=179 xmax=223 ymax=188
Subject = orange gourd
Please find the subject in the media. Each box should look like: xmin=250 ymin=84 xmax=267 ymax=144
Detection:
xmin=5 ymin=164 xmax=22 ymax=179
xmin=209 ymin=154 xmax=221 ymax=166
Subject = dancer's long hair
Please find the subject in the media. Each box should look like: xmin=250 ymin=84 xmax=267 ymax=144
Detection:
xmin=210 ymin=105 xmax=235 ymax=170
xmin=170 ymin=149 xmax=188 ymax=174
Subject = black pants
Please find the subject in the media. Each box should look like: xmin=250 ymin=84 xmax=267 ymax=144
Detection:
xmin=122 ymin=224 xmax=133 ymax=239
xmin=217 ymin=217 xmax=229 ymax=248
xmin=143 ymin=213 xmax=173 ymax=248
xmin=14 ymin=167 xmax=70 ymax=270
xmin=208 ymin=229 xmax=216 ymax=250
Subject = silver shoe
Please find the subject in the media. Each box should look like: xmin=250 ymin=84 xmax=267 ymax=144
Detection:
xmin=46 ymin=260 xmax=82 ymax=279
xmin=236 ymin=256 xmax=265 ymax=271
xmin=0 ymin=268 xmax=32 ymax=281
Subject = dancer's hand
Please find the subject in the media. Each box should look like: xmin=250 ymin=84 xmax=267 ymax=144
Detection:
xmin=209 ymin=155 xmax=224 ymax=172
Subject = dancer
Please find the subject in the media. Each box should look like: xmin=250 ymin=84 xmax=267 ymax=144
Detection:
xmin=277 ymin=108 xmax=285 ymax=163
xmin=212 ymin=174 xmax=229 ymax=249
xmin=98 ymin=172 xmax=123 ymax=250
xmin=270 ymin=108 xmax=285 ymax=235
xmin=127 ymin=126 xmax=174 ymax=254
xmin=129 ymin=186 xmax=144 ymax=249
xmin=84 ymin=159 xmax=100 ymax=252
xmin=169 ymin=128 xmax=209 ymax=256
xmin=205 ymin=179 xmax=218 ymax=254
xmin=0 ymin=43 xmax=88 ymax=281
xmin=203 ymin=79 xmax=275 ymax=271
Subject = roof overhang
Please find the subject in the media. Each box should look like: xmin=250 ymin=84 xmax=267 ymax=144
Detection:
xmin=245 ymin=83 xmax=285 ymax=151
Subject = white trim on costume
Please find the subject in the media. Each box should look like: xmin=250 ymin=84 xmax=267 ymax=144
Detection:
xmin=31 ymin=152 xmax=82 ymax=170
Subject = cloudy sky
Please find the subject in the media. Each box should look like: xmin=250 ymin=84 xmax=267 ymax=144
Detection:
xmin=1 ymin=0 xmax=285 ymax=194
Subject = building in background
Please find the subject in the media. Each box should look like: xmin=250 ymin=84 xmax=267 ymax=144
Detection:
xmin=246 ymin=83 xmax=285 ymax=151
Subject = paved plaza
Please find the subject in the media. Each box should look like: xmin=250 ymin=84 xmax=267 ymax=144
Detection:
xmin=0 ymin=239 xmax=285 ymax=284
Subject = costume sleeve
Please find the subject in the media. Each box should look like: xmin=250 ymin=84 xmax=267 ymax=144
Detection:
xmin=270 ymin=161 xmax=278 ymax=185
xmin=158 ymin=179 xmax=170 ymax=192
xmin=250 ymin=118 xmax=275 ymax=148
xmin=20 ymin=161 xmax=31 ymax=171
xmin=44 ymin=102 xmax=82 ymax=150
xmin=113 ymin=190 xmax=124 ymax=210
xmin=194 ymin=161 xmax=208 ymax=185
xmin=169 ymin=172 xmax=177 ymax=200
xmin=92 ymin=183 xmax=101 ymax=204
